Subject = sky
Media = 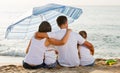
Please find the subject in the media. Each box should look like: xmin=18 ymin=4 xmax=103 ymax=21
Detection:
xmin=0 ymin=0 xmax=120 ymax=12
xmin=0 ymin=0 xmax=120 ymax=38
xmin=0 ymin=0 xmax=120 ymax=26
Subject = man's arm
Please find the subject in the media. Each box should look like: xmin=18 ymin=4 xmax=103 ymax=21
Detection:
xmin=35 ymin=32 xmax=49 ymax=38
xmin=83 ymin=41 xmax=94 ymax=55
xmin=45 ymin=29 xmax=71 ymax=46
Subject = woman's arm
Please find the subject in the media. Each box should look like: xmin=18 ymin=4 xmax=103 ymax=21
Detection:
xmin=35 ymin=32 xmax=49 ymax=38
xmin=45 ymin=29 xmax=71 ymax=46
xmin=26 ymin=40 xmax=31 ymax=54
xmin=77 ymin=44 xmax=81 ymax=59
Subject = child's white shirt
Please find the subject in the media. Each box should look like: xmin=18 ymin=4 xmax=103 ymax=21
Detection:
xmin=45 ymin=45 xmax=57 ymax=65
xmin=79 ymin=46 xmax=95 ymax=66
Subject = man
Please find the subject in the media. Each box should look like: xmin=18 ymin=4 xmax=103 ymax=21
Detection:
xmin=36 ymin=16 xmax=94 ymax=67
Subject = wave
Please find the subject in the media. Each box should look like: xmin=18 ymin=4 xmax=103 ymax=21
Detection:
xmin=0 ymin=45 xmax=25 ymax=57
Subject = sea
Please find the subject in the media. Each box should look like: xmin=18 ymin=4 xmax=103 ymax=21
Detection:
xmin=0 ymin=6 xmax=120 ymax=59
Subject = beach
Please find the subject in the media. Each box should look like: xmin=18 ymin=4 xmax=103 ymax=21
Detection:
xmin=0 ymin=5 xmax=120 ymax=73
xmin=0 ymin=57 xmax=120 ymax=73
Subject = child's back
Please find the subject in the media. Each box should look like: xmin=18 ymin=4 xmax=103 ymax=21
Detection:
xmin=79 ymin=46 xmax=95 ymax=66
xmin=44 ymin=45 xmax=57 ymax=68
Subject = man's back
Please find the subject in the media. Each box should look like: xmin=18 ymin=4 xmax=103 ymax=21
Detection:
xmin=47 ymin=29 xmax=85 ymax=67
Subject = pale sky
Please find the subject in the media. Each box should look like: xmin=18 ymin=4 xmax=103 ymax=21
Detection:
xmin=0 ymin=0 xmax=120 ymax=12
xmin=0 ymin=0 xmax=120 ymax=26
xmin=0 ymin=0 xmax=120 ymax=38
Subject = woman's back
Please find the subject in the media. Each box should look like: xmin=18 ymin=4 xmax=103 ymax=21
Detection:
xmin=24 ymin=37 xmax=46 ymax=65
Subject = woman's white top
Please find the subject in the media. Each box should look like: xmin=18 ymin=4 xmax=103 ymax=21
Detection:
xmin=24 ymin=37 xmax=46 ymax=65
xmin=79 ymin=46 xmax=95 ymax=66
xmin=44 ymin=46 xmax=57 ymax=65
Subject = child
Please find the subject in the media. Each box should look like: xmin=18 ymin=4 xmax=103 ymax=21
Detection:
xmin=44 ymin=45 xmax=58 ymax=68
xmin=78 ymin=30 xmax=95 ymax=66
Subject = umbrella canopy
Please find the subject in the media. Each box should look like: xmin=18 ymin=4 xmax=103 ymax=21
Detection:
xmin=5 ymin=3 xmax=83 ymax=39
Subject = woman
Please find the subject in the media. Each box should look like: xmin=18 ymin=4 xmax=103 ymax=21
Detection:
xmin=23 ymin=21 xmax=71 ymax=69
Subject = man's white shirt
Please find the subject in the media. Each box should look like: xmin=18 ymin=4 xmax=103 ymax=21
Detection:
xmin=47 ymin=29 xmax=85 ymax=67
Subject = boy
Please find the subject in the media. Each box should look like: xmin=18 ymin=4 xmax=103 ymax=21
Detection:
xmin=44 ymin=45 xmax=58 ymax=68
xmin=78 ymin=31 xmax=95 ymax=66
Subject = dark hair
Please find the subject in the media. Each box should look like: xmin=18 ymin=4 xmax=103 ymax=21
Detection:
xmin=56 ymin=16 xmax=67 ymax=27
xmin=79 ymin=31 xmax=87 ymax=39
xmin=38 ymin=21 xmax=51 ymax=32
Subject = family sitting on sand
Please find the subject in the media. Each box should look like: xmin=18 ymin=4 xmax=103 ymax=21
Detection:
xmin=23 ymin=16 xmax=95 ymax=69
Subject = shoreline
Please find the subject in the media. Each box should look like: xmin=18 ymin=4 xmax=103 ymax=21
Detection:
xmin=0 ymin=56 xmax=120 ymax=73
xmin=0 ymin=56 xmax=23 ymax=66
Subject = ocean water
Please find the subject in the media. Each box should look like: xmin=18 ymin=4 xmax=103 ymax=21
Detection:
xmin=0 ymin=6 xmax=120 ymax=59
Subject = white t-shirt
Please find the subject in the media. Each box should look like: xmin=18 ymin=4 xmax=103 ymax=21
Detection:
xmin=24 ymin=37 xmax=46 ymax=65
xmin=79 ymin=46 xmax=95 ymax=66
xmin=44 ymin=47 xmax=57 ymax=65
xmin=47 ymin=29 xmax=85 ymax=67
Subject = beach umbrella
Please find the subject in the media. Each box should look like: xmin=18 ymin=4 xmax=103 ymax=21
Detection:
xmin=5 ymin=3 xmax=83 ymax=39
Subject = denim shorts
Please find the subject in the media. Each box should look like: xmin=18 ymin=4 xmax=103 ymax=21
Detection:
xmin=84 ymin=61 xmax=95 ymax=66
xmin=44 ymin=61 xmax=57 ymax=69
xmin=23 ymin=61 xmax=45 ymax=69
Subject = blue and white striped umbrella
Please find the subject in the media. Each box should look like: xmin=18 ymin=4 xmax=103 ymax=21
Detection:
xmin=5 ymin=3 xmax=83 ymax=39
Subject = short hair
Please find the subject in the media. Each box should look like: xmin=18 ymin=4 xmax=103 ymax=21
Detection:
xmin=38 ymin=21 xmax=51 ymax=32
xmin=56 ymin=16 xmax=67 ymax=27
xmin=79 ymin=31 xmax=87 ymax=39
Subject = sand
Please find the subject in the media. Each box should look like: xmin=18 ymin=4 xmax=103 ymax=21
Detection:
xmin=0 ymin=58 xmax=120 ymax=73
